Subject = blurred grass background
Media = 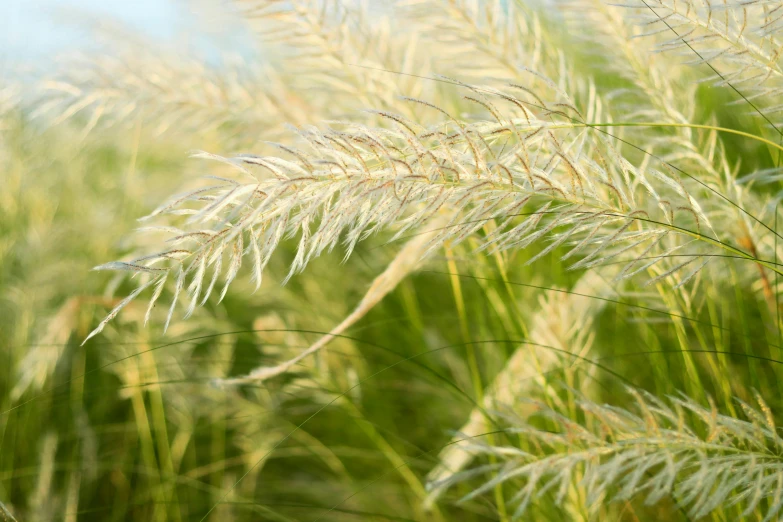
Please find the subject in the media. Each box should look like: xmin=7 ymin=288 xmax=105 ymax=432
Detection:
xmin=2 ymin=1 xmax=783 ymax=521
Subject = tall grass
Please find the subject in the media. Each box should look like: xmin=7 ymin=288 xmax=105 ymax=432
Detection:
xmin=2 ymin=0 xmax=783 ymax=520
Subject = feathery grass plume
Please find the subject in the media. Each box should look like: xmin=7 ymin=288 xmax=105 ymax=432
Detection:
xmin=36 ymin=43 xmax=309 ymax=144
xmin=399 ymin=0 xmax=546 ymax=84
xmin=36 ymin=2 xmax=436 ymax=146
xmin=234 ymin=0 xmax=434 ymax=119
xmin=84 ymin=69 xmax=753 ymax=342
xmin=401 ymin=0 xmax=766 ymax=292
xmin=425 ymin=266 xmax=614 ymax=507
xmin=405 ymin=0 xmax=781 ymax=275
xmin=616 ymin=0 xmax=783 ymax=126
xmin=561 ymin=0 xmax=694 ymax=128
xmin=436 ymin=387 xmax=783 ymax=520
xmin=221 ymin=0 xmax=559 ymax=383
xmin=564 ymin=0 xmax=779 ymax=303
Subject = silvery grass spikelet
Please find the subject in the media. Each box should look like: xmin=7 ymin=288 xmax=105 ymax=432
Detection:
xmin=437 ymin=386 xmax=783 ymax=521
xmin=83 ymin=78 xmax=746 ymax=344
xmin=37 ymin=44 xmax=306 ymax=145
xmin=425 ymin=265 xmax=617 ymax=507
xmin=39 ymin=0 xmax=437 ymax=145
xmin=619 ymin=0 xmax=783 ymax=125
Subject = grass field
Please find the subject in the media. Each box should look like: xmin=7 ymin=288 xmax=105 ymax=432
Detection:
xmin=3 ymin=1 xmax=783 ymax=520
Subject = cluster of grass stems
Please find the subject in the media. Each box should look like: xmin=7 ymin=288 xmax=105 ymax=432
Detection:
xmin=4 ymin=0 xmax=783 ymax=520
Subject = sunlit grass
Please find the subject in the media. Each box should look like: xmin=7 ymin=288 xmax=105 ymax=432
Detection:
xmin=3 ymin=0 xmax=783 ymax=520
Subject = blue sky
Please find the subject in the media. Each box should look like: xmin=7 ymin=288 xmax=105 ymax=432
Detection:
xmin=0 ymin=0 xmax=252 ymax=69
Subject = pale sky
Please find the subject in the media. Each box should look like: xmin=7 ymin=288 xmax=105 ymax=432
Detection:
xmin=0 ymin=0 xmax=254 ymax=69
